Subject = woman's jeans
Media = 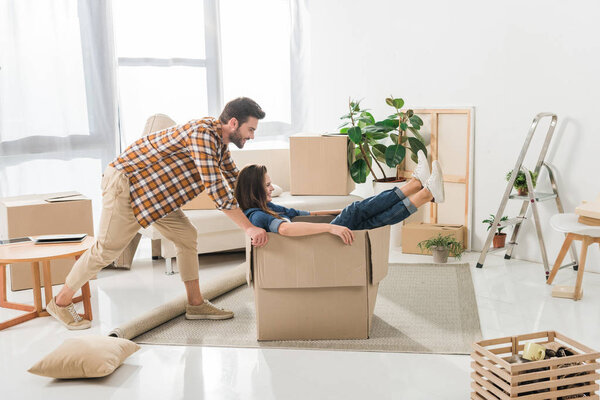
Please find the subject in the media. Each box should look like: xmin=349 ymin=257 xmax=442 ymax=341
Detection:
xmin=330 ymin=188 xmax=417 ymax=230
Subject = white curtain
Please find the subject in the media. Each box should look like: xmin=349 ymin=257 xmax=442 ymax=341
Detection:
xmin=0 ymin=0 xmax=118 ymax=224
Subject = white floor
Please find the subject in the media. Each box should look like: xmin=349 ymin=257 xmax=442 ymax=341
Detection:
xmin=1 ymin=241 xmax=599 ymax=400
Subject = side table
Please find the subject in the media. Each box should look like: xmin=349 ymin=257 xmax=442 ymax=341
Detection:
xmin=0 ymin=236 xmax=94 ymax=330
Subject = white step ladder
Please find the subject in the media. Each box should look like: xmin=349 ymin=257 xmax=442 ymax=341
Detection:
xmin=475 ymin=113 xmax=578 ymax=278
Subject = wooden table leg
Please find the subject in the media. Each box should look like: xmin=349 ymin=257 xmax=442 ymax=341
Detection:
xmin=574 ymin=236 xmax=590 ymax=301
xmin=80 ymin=282 xmax=93 ymax=321
xmin=0 ymin=264 xmax=7 ymax=305
xmin=31 ymin=262 xmax=43 ymax=315
xmin=547 ymin=233 xmax=574 ymax=285
xmin=42 ymin=260 xmax=53 ymax=307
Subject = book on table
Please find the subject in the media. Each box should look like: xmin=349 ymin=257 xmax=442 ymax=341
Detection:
xmin=32 ymin=234 xmax=87 ymax=245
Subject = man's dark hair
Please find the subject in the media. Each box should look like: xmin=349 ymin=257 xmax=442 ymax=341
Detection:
xmin=219 ymin=97 xmax=265 ymax=125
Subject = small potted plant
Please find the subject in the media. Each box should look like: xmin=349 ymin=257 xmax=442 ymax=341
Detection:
xmin=482 ymin=214 xmax=509 ymax=248
xmin=506 ymin=170 xmax=538 ymax=196
xmin=417 ymin=233 xmax=464 ymax=264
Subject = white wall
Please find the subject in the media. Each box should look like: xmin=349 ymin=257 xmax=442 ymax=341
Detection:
xmin=305 ymin=0 xmax=600 ymax=271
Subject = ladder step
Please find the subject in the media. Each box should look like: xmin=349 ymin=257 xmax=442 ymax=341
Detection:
xmin=487 ymin=242 xmax=517 ymax=254
xmin=509 ymin=192 xmax=557 ymax=202
xmin=497 ymin=217 xmax=526 ymax=228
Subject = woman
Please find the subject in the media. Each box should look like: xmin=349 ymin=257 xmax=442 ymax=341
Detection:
xmin=235 ymin=151 xmax=445 ymax=245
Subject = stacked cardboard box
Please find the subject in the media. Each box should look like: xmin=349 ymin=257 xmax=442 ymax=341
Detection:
xmin=401 ymin=222 xmax=467 ymax=255
xmin=575 ymin=194 xmax=600 ymax=226
xmin=289 ymin=134 xmax=355 ymax=195
xmin=0 ymin=192 xmax=94 ymax=290
xmin=247 ymin=215 xmax=390 ymax=341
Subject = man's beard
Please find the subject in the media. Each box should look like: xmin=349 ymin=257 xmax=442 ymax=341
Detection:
xmin=229 ymin=128 xmax=245 ymax=148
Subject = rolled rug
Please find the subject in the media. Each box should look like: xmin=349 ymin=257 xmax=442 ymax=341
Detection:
xmin=108 ymin=262 xmax=248 ymax=339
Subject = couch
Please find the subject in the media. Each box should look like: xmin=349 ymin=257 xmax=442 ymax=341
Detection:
xmin=130 ymin=115 xmax=362 ymax=274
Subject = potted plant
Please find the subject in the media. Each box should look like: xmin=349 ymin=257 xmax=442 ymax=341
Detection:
xmin=506 ymin=170 xmax=538 ymax=196
xmin=339 ymin=97 xmax=428 ymax=186
xmin=417 ymin=233 xmax=464 ymax=264
xmin=482 ymin=214 xmax=509 ymax=248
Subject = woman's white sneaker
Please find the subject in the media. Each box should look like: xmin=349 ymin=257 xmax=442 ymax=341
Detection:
xmin=425 ymin=160 xmax=445 ymax=203
xmin=412 ymin=150 xmax=430 ymax=186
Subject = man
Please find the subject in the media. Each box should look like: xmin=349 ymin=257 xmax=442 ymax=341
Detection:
xmin=47 ymin=97 xmax=268 ymax=329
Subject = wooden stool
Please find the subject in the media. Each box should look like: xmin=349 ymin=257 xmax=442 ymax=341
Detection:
xmin=0 ymin=236 xmax=94 ymax=330
xmin=547 ymin=214 xmax=600 ymax=300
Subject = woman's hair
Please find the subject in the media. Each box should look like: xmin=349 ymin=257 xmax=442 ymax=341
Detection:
xmin=235 ymin=164 xmax=280 ymax=219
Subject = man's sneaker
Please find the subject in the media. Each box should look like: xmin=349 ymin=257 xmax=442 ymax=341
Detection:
xmin=185 ymin=300 xmax=234 ymax=320
xmin=425 ymin=160 xmax=445 ymax=203
xmin=46 ymin=297 xmax=91 ymax=330
xmin=412 ymin=150 xmax=430 ymax=186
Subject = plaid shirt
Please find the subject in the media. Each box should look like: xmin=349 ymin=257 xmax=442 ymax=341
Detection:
xmin=109 ymin=118 xmax=238 ymax=228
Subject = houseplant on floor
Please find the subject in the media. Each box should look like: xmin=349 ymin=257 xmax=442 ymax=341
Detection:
xmin=506 ymin=170 xmax=538 ymax=196
xmin=418 ymin=234 xmax=464 ymax=264
xmin=339 ymin=97 xmax=428 ymax=189
xmin=482 ymin=214 xmax=509 ymax=248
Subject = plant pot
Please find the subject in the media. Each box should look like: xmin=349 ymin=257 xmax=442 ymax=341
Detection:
xmin=432 ymin=247 xmax=449 ymax=263
xmin=372 ymin=177 xmax=408 ymax=196
xmin=517 ymin=187 xmax=529 ymax=196
xmin=493 ymin=233 xmax=506 ymax=248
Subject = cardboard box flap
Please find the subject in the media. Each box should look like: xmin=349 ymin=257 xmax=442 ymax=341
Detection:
xmin=245 ymin=236 xmax=253 ymax=287
xmin=254 ymin=232 xmax=368 ymax=289
xmin=0 ymin=191 xmax=87 ymax=207
xmin=366 ymin=226 xmax=391 ymax=284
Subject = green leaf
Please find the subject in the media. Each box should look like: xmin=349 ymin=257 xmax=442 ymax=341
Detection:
xmin=393 ymin=98 xmax=405 ymax=109
xmin=350 ymin=159 xmax=368 ymax=183
xmin=372 ymin=144 xmax=387 ymax=163
xmin=409 ymin=115 xmax=424 ymax=127
xmin=340 ymin=127 xmax=349 ymax=134
xmin=340 ymin=113 xmax=352 ymax=120
xmin=408 ymin=127 xmax=425 ymax=143
xmin=360 ymin=111 xmax=375 ymax=124
xmin=408 ymin=137 xmax=427 ymax=158
xmin=385 ymin=98 xmax=394 ymax=107
xmin=387 ymin=114 xmax=399 ymax=120
xmin=384 ymin=144 xmax=406 ymax=168
xmin=347 ymin=126 xmax=362 ymax=144
xmin=407 ymin=110 xmax=414 ymax=117
xmin=400 ymin=135 xmax=408 ymax=144
xmin=371 ymin=132 xmax=388 ymax=140
xmin=390 ymin=133 xmax=398 ymax=144
xmin=400 ymin=122 xmax=408 ymax=131
xmin=376 ymin=119 xmax=399 ymax=129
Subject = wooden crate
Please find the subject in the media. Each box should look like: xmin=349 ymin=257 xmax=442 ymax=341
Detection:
xmin=471 ymin=331 xmax=600 ymax=399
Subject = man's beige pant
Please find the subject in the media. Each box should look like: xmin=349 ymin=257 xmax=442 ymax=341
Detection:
xmin=65 ymin=166 xmax=199 ymax=291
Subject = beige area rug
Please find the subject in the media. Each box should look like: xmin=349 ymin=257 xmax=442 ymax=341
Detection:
xmin=125 ymin=263 xmax=482 ymax=355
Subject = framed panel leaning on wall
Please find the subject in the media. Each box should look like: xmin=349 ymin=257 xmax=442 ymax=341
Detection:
xmin=398 ymin=108 xmax=474 ymax=250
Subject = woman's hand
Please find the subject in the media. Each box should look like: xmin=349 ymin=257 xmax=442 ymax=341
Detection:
xmin=328 ymin=225 xmax=355 ymax=245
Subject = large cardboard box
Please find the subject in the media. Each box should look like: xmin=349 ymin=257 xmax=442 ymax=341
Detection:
xmin=289 ymin=134 xmax=355 ymax=195
xmin=181 ymin=192 xmax=216 ymax=210
xmin=0 ymin=191 xmax=94 ymax=291
xmin=401 ymin=222 xmax=467 ymax=255
xmin=246 ymin=215 xmax=390 ymax=341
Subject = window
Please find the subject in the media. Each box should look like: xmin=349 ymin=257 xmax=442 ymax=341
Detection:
xmin=112 ymin=0 xmax=294 ymax=148
xmin=112 ymin=0 xmax=218 ymax=148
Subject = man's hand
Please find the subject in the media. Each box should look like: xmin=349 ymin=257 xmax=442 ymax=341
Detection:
xmin=247 ymin=226 xmax=268 ymax=247
xmin=328 ymin=225 xmax=355 ymax=245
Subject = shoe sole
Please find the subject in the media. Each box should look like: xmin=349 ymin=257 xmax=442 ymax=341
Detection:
xmin=432 ymin=162 xmax=445 ymax=203
xmin=412 ymin=152 xmax=430 ymax=185
xmin=46 ymin=305 xmax=91 ymax=330
xmin=185 ymin=314 xmax=234 ymax=320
